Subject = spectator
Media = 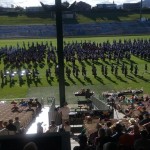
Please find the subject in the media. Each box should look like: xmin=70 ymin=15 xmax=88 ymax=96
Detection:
xmin=11 ymin=100 xmax=17 ymax=105
xmin=23 ymin=142 xmax=38 ymax=150
xmin=37 ymin=122 xmax=43 ymax=134
xmin=6 ymin=119 xmax=17 ymax=134
xmin=19 ymin=99 xmax=28 ymax=107
xmin=26 ymin=104 xmax=34 ymax=112
xmin=46 ymin=120 xmax=58 ymax=133
xmin=3 ymin=121 xmax=8 ymax=128
xmin=58 ymin=102 xmax=70 ymax=125
xmin=139 ymin=113 xmax=150 ymax=126
xmin=88 ymin=123 xmax=102 ymax=146
xmin=103 ymin=142 xmax=117 ymax=150
xmin=0 ymin=120 xmax=4 ymax=130
xmin=128 ymin=124 xmax=141 ymax=142
xmin=11 ymin=104 xmax=20 ymax=113
xmin=54 ymin=107 xmax=62 ymax=125
xmin=94 ymin=128 xmax=107 ymax=150
xmin=35 ymin=98 xmax=42 ymax=113
xmin=134 ymin=130 xmax=150 ymax=150
xmin=111 ymin=123 xmax=124 ymax=143
xmin=13 ymin=117 xmax=21 ymax=134
xmin=73 ymin=134 xmax=92 ymax=150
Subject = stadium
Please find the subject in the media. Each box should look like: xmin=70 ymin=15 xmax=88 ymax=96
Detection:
xmin=0 ymin=0 xmax=150 ymax=150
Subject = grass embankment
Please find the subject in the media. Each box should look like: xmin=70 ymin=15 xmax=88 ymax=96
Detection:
xmin=0 ymin=11 xmax=150 ymax=25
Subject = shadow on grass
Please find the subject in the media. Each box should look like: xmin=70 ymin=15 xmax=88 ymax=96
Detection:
xmin=39 ymin=62 xmax=45 ymax=68
xmin=65 ymin=81 xmax=70 ymax=86
xmin=126 ymin=75 xmax=138 ymax=82
xmin=93 ymin=61 xmax=104 ymax=66
xmin=46 ymin=76 xmax=54 ymax=86
xmin=68 ymin=77 xmax=76 ymax=85
xmin=47 ymin=79 xmax=53 ymax=86
xmin=27 ymin=79 xmax=31 ymax=87
xmin=122 ymin=60 xmax=129 ymax=65
xmin=85 ymin=60 xmax=92 ymax=66
xmin=95 ymin=76 xmax=105 ymax=85
xmin=80 ymin=61 xmax=85 ymax=67
xmin=103 ymin=60 xmax=110 ymax=65
xmin=136 ymin=75 xmax=150 ymax=82
xmin=84 ymin=76 xmax=93 ymax=85
xmin=129 ymin=59 xmax=136 ymax=64
xmin=76 ymin=77 xmax=86 ymax=85
xmin=19 ymin=79 xmax=26 ymax=87
xmin=33 ymin=78 xmax=42 ymax=87
xmin=116 ymin=76 xmax=128 ymax=83
xmin=105 ymin=76 xmax=117 ymax=84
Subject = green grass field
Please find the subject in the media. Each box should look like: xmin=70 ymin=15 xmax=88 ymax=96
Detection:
xmin=0 ymin=35 xmax=150 ymax=104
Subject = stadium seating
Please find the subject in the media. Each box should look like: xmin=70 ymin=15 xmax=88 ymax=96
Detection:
xmin=0 ymin=21 xmax=150 ymax=38
xmin=0 ymin=101 xmax=37 ymax=134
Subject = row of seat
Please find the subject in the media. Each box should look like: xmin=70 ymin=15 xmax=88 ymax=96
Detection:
xmin=0 ymin=103 xmax=36 ymax=129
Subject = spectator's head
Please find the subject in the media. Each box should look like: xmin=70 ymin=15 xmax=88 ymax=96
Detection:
xmin=98 ymin=128 xmax=106 ymax=137
xmin=143 ymin=107 xmax=146 ymax=111
xmin=51 ymin=120 xmax=55 ymax=126
xmin=8 ymin=119 xmax=13 ymax=124
xmin=144 ymin=113 xmax=149 ymax=119
xmin=140 ymin=130 xmax=148 ymax=138
xmin=37 ymin=122 xmax=43 ymax=127
xmin=23 ymin=142 xmax=38 ymax=150
xmin=133 ymin=125 xmax=140 ymax=134
xmin=115 ymin=123 xmax=123 ymax=132
xmin=96 ymin=123 xmax=102 ymax=130
xmin=78 ymin=134 xmax=87 ymax=146
xmin=15 ymin=117 xmax=19 ymax=121
xmin=63 ymin=102 xmax=68 ymax=107
xmin=3 ymin=121 xmax=7 ymax=127
xmin=103 ymin=142 xmax=117 ymax=150
xmin=106 ymin=121 xmax=112 ymax=128
xmin=129 ymin=118 xmax=136 ymax=125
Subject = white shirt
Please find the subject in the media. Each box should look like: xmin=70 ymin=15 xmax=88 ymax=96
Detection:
xmin=58 ymin=106 xmax=70 ymax=120
xmin=13 ymin=121 xmax=21 ymax=133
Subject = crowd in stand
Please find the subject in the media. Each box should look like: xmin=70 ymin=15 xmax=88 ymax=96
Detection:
xmin=0 ymin=93 xmax=150 ymax=150
xmin=0 ymin=98 xmax=42 ymax=135
xmin=28 ymin=92 xmax=150 ymax=150
xmin=72 ymin=93 xmax=150 ymax=150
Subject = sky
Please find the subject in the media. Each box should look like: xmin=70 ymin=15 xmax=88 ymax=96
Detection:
xmin=0 ymin=0 xmax=144 ymax=8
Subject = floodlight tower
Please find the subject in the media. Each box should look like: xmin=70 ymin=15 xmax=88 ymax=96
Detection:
xmin=140 ymin=0 xmax=143 ymax=20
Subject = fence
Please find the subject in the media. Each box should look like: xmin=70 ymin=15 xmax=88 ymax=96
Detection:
xmin=91 ymin=95 xmax=109 ymax=110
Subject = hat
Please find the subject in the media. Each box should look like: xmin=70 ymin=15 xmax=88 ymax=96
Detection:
xmin=128 ymin=118 xmax=136 ymax=125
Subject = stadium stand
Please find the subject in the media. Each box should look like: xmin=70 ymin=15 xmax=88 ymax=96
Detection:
xmin=0 ymin=21 xmax=150 ymax=38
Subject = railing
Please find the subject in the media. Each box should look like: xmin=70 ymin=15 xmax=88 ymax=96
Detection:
xmin=48 ymin=97 xmax=56 ymax=125
xmin=91 ymin=95 xmax=109 ymax=110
